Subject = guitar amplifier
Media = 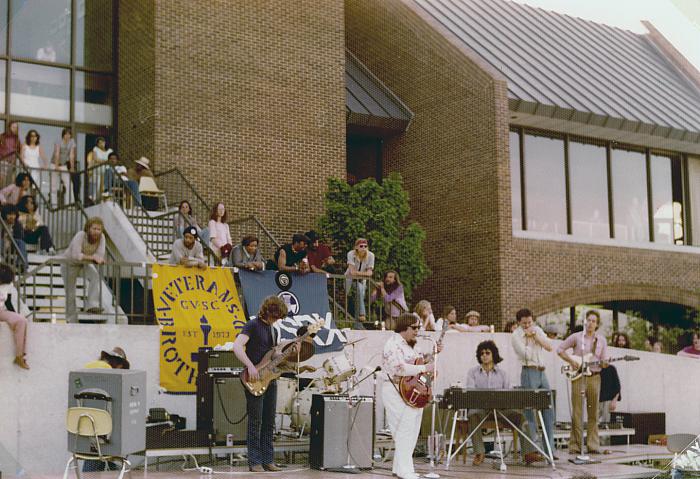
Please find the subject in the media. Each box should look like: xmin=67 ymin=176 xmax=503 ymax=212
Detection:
xmin=197 ymin=348 xmax=245 ymax=374
xmin=196 ymin=374 xmax=248 ymax=445
xmin=309 ymin=394 xmax=374 ymax=470
xmin=610 ymin=412 xmax=665 ymax=445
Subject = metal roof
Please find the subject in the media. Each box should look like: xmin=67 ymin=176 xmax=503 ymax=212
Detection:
xmin=411 ymin=0 xmax=700 ymax=139
xmin=346 ymin=50 xmax=414 ymax=135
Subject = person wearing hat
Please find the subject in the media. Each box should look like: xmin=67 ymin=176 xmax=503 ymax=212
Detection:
xmin=169 ymin=225 xmax=206 ymax=268
xmin=451 ymin=310 xmax=491 ymax=333
xmin=85 ymin=346 xmax=130 ymax=370
xmin=344 ymin=238 xmax=374 ymax=324
xmin=304 ymin=230 xmax=335 ymax=273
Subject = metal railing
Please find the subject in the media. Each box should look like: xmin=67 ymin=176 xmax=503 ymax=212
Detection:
xmin=0 ymin=216 xmax=28 ymax=273
xmin=326 ymin=273 xmax=386 ymax=330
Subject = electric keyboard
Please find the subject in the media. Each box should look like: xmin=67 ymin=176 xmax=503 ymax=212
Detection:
xmin=439 ymin=387 xmax=553 ymax=410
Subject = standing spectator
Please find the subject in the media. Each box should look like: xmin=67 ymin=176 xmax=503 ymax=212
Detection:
xmin=677 ymin=331 xmax=700 ymax=358
xmin=102 ymin=152 xmax=140 ymax=203
xmin=371 ymin=270 xmax=408 ymax=330
xmin=52 ymin=128 xmax=78 ymax=204
xmin=61 ymin=217 xmax=106 ymax=322
xmin=208 ymin=202 xmax=233 ymax=263
xmin=272 ymin=233 xmax=310 ymax=273
xmin=0 ymin=263 xmax=29 ymax=369
xmin=0 ymin=121 xmax=21 ymax=185
xmin=305 ymin=230 xmax=335 ymax=273
xmin=0 ymin=205 xmax=28 ymax=270
xmin=414 ymin=299 xmax=437 ymax=331
xmin=651 ymin=339 xmax=663 ymax=353
xmin=451 ymin=310 xmax=490 ymax=333
xmin=611 ymin=332 xmax=630 ymax=348
xmin=344 ymin=238 xmax=374 ymax=323
xmin=0 ymin=173 xmax=32 ymax=206
xmin=435 ymin=305 xmax=457 ymax=332
xmin=169 ymin=226 xmax=205 ymax=269
xmin=17 ymin=195 xmax=55 ymax=255
xmin=21 ymin=130 xmax=49 ymax=197
xmin=173 ymin=200 xmax=202 ymax=239
xmin=232 ymin=235 xmax=265 ymax=271
xmin=86 ymin=137 xmax=112 ymax=202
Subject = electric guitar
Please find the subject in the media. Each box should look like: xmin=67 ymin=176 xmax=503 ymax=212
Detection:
xmin=561 ymin=354 xmax=639 ymax=381
xmin=399 ymin=327 xmax=448 ymax=408
xmin=241 ymin=320 xmax=324 ymax=396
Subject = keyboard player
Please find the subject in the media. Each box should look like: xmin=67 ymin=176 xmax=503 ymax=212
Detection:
xmin=465 ymin=340 xmax=543 ymax=465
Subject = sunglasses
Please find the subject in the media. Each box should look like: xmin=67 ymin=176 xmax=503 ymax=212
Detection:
xmin=357 ymin=244 xmax=368 ymax=248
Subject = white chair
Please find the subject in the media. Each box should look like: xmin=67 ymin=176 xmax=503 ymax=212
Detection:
xmin=138 ymin=176 xmax=167 ymax=211
xmin=64 ymin=406 xmax=131 ymax=479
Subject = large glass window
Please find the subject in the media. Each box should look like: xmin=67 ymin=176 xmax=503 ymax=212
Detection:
xmin=524 ymin=134 xmax=566 ymax=234
xmin=0 ymin=0 xmax=7 ymax=54
xmin=611 ymin=149 xmax=649 ymax=242
xmin=650 ymin=154 xmax=674 ymax=244
xmin=11 ymin=62 xmax=70 ymax=121
xmin=75 ymin=0 xmax=113 ymax=70
xmin=75 ymin=72 xmax=112 ymax=125
xmin=689 ymin=156 xmax=700 ymax=247
xmin=11 ymin=0 xmax=72 ymax=64
xmin=509 ymin=131 xmax=522 ymax=231
xmin=569 ymin=141 xmax=609 ymax=239
xmin=0 ymin=60 xmax=6 ymax=113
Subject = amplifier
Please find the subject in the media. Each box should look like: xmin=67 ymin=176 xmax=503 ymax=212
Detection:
xmin=197 ymin=348 xmax=245 ymax=373
xmin=196 ymin=373 xmax=248 ymax=445
xmin=309 ymin=394 xmax=373 ymax=470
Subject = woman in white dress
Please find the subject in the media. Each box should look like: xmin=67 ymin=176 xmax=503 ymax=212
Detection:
xmin=86 ymin=137 xmax=112 ymax=202
xmin=21 ymin=130 xmax=49 ymax=198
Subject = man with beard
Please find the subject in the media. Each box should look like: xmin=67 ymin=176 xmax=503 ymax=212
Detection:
xmin=372 ymin=270 xmax=408 ymax=330
xmin=169 ymin=225 xmax=206 ymax=268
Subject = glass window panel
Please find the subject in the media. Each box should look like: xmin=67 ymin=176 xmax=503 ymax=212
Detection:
xmin=11 ymin=0 xmax=71 ymax=64
xmin=611 ymin=149 xmax=649 ymax=242
xmin=523 ymin=134 xmax=566 ymax=234
xmin=75 ymin=72 xmax=113 ymax=125
xmin=689 ymin=156 xmax=700 ymax=247
xmin=75 ymin=0 xmax=113 ymax=70
xmin=569 ymin=141 xmax=609 ymax=239
xmin=11 ymin=62 xmax=70 ymax=121
xmin=0 ymin=60 xmax=6 ymax=113
xmin=509 ymin=131 xmax=522 ymax=231
xmin=0 ymin=0 xmax=8 ymax=54
xmin=650 ymin=154 xmax=674 ymax=244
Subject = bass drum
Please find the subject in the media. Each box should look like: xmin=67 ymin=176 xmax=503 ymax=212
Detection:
xmin=290 ymin=387 xmax=325 ymax=432
xmin=276 ymin=377 xmax=297 ymax=415
xmin=323 ymin=354 xmax=356 ymax=383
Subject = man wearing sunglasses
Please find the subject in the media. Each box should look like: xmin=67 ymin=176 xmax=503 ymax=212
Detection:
xmin=382 ymin=313 xmax=436 ymax=479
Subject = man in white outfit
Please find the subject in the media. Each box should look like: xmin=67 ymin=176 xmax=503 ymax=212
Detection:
xmin=382 ymin=313 xmax=436 ymax=479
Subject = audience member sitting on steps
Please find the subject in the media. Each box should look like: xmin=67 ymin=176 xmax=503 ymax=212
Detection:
xmin=169 ymin=226 xmax=206 ymax=269
xmin=0 ymin=263 xmax=29 ymax=369
xmin=232 ymin=235 xmax=265 ymax=271
xmin=271 ymin=233 xmax=309 ymax=273
xmin=344 ymin=238 xmax=374 ymax=322
xmin=102 ymin=152 xmax=140 ymax=203
xmin=17 ymin=195 xmax=55 ymax=255
xmin=305 ymin=230 xmax=335 ymax=273
xmin=0 ymin=173 xmax=32 ymax=206
xmin=208 ymin=202 xmax=233 ymax=264
xmin=1 ymin=205 xmax=28 ymax=270
xmin=61 ymin=217 xmax=106 ymax=322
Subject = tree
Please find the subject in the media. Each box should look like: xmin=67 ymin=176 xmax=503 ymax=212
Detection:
xmin=318 ymin=173 xmax=429 ymax=298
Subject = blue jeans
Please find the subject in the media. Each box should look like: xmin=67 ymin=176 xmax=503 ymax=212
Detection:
xmin=520 ymin=367 xmax=556 ymax=455
xmin=245 ymin=380 xmax=277 ymax=466
xmin=104 ymin=169 xmax=141 ymax=204
xmin=345 ymin=277 xmax=367 ymax=320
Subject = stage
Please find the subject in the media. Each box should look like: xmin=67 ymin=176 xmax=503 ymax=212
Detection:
xmin=7 ymin=444 xmax=673 ymax=479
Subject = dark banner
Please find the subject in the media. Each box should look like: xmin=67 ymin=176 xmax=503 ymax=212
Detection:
xmin=237 ymin=270 xmax=346 ymax=353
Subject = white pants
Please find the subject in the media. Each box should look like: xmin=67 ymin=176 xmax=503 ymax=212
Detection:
xmin=382 ymin=381 xmax=422 ymax=479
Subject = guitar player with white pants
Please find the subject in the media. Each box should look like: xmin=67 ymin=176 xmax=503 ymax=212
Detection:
xmin=557 ymin=310 xmax=609 ymax=455
xmin=382 ymin=313 xmax=437 ymax=479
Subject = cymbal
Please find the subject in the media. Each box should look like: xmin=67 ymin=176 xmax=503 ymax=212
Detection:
xmin=344 ymin=338 xmax=366 ymax=347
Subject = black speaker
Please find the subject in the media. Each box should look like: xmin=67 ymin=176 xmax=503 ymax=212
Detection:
xmin=309 ymin=394 xmax=374 ymax=470
xmin=197 ymin=373 xmax=248 ymax=445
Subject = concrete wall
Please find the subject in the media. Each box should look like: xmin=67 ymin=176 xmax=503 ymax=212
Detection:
xmin=2 ymin=326 xmax=699 ymax=473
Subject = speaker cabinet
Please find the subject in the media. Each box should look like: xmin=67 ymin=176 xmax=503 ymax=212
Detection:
xmin=197 ymin=374 xmax=248 ymax=444
xmin=610 ymin=412 xmax=665 ymax=445
xmin=309 ymin=394 xmax=373 ymax=470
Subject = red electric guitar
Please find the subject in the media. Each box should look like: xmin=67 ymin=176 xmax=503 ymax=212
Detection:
xmin=399 ymin=327 xmax=448 ymax=408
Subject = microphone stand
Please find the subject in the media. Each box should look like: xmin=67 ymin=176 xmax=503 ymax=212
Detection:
xmin=420 ymin=334 xmax=441 ymax=479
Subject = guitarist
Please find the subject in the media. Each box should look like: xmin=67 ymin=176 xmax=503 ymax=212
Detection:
xmin=382 ymin=313 xmax=437 ymax=479
xmin=232 ymin=296 xmax=288 ymax=473
xmin=556 ymin=310 xmax=609 ymax=456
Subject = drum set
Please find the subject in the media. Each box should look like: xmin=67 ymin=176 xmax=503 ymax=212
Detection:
xmin=276 ymin=346 xmax=360 ymax=435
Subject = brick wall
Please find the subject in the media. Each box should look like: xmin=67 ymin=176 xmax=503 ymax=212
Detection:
xmin=346 ymin=0 xmax=512 ymax=325
xmin=143 ymin=0 xmax=346 ymax=241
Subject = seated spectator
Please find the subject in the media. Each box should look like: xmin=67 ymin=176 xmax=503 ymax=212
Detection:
xmin=611 ymin=331 xmax=630 ymax=348
xmin=169 ymin=226 xmax=206 ymax=269
xmin=0 ymin=173 xmax=32 ymax=206
xmin=0 ymin=263 xmax=29 ymax=369
xmin=232 ymin=235 xmax=265 ymax=271
xmin=208 ymin=202 xmax=233 ymax=263
xmin=17 ymin=195 xmax=55 ymax=255
xmin=371 ymin=270 xmax=408 ymax=330
xmin=415 ymin=299 xmax=437 ymax=331
xmin=1 ymin=205 xmax=28 ymax=270
xmin=651 ymin=338 xmax=663 ymax=353
xmin=435 ymin=305 xmax=457 ymax=331
xmin=103 ymin=152 xmax=140 ymax=203
xmin=61 ymin=217 xmax=106 ymax=322
xmin=271 ymin=233 xmax=310 ymax=273
xmin=503 ymin=320 xmax=518 ymax=333
xmin=305 ymin=230 xmax=335 ymax=273
xmin=173 ymin=200 xmax=202 ymax=238
xmin=677 ymin=330 xmax=700 ymax=358
xmin=344 ymin=238 xmax=373 ymax=322
xmin=451 ymin=310 xmax=490 ymax=332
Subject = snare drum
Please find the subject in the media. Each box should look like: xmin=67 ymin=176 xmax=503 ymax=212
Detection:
xmin=323 ymin=354 xmax=356 ymax=382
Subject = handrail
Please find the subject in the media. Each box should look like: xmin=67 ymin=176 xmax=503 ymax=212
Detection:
xmin=154 ymin=167 xmax=211 ymax=214
xmin=0 ymin=215 xmax=27 ymax=272
xmin=324 ymin=273 xmax=384 ymax=330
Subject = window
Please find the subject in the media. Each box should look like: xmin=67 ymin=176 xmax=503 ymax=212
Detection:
xmin=74 ymin=72 xmax=113 ymax=125
xmin=509 ymin=131 xmax=522 ymax=231
xmin=611 ymin=148 xmax=649 ymax=242
xmin=11 ymin=63 xmax=70 ymax=121
xmin=569 ymin=141 xmax=609 ymax=239
xmin=689 ymin=156 xmax=700 ymax=247
xmin=347 ymin=136 xmax=382 ymax=185
xmin=523 ymin=134 xmax=566 ymax=234
xmin=11 ymin=0 xmax=72 ymax=64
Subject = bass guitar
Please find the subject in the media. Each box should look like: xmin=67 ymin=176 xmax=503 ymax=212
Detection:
xmin=561 ymin=354 xmax=639 ymax=381
xmin=399 ymin=327 xmax=448 ymax=408
xmin=241 ymin=320 xmax=324 ymax=396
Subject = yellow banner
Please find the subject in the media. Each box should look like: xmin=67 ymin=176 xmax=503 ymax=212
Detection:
xmin=153 ymin=264 xmax=246 ymax=392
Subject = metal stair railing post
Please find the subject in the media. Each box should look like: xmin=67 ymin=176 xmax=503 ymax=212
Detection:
xmin=0 ymin=216 xmax=28 ymax=274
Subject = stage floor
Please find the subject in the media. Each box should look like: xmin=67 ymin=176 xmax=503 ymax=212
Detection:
xmin=12 ymin=444 xmax=674 ymax=479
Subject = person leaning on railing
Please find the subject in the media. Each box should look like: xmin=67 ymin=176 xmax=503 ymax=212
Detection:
xmin=0 ymin=263 xmax=29 ymax=369
xmin=61 ymin=217 xmax=106 ymax=322
xmin=169 ymin=226 xmax=206 ymax=269
xmin=371 ymin=270 xmax=408 ymax=330
xmin=232 ymin=234 xmax=265 ymax=271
